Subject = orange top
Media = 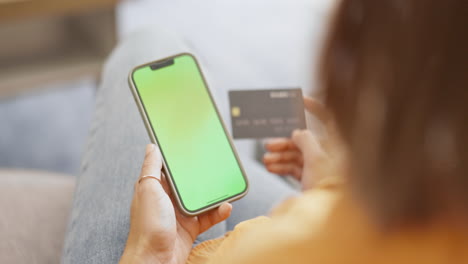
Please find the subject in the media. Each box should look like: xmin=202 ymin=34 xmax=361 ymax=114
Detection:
xmin=187 ymin=178 xmax=468 ymax=264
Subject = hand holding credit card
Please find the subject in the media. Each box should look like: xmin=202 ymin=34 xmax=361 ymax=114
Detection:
xmin=229 ymin=88 xmax=307 ymax=139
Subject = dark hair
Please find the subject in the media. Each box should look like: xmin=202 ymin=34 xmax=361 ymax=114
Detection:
xmin=320 ymin=0 xmax=468 ymax=228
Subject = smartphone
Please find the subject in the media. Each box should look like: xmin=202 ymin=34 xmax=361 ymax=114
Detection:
xmin=129 ymin=53 xmax=249 ymax=216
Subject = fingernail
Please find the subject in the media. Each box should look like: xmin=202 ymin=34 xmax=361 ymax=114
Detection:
xmin=264 ymin=153 xmax=279 ymax=160
xmin=145 ymin=144 xmax=155 ymax=154
xmin=292 ymin=129 xmax=301 ymax=137
xmin=220 ymin=203 xmax=232 ymax=213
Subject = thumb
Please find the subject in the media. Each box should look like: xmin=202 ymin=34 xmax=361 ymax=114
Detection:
xmin=303 ymin=97 xmax=331 ymax=124
xmin=197 ymin=203 xmax=233 ymax=234
xmin=291 ymin=129 xmax=323 ymax=162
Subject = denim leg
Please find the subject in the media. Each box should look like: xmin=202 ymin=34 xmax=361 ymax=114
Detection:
xmin=61 ymin=27 xmax=297 ymax=264
xmin=61 ymin=27 xmax=215 ymax=264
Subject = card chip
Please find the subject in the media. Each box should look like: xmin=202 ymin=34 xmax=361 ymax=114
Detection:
xmin=231 ymin=107 xmax=241 ymax=117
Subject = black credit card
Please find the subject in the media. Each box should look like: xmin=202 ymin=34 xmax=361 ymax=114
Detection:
xmin=228 ymin=88 xmax=307 ymax=139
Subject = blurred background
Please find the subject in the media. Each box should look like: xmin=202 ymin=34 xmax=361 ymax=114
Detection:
xmin=0 ymin=0 xmax=333 ymax=263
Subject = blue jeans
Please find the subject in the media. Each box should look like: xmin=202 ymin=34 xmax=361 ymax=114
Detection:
xmin=61 ymin=28 xmax=297 ymax=264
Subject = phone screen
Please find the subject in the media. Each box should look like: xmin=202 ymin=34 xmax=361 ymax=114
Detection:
xmin=131 ymin=54 xmax=248 ymax=213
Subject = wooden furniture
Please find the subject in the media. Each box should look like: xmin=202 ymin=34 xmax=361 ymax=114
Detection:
xmin=0 ymin=0 xmax=118 ymax=97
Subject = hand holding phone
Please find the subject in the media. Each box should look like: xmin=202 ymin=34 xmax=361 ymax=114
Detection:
xmin=120 ymin=144 xmax=232 ymax=264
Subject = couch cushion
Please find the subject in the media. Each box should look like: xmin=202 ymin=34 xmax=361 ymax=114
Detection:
xmin=0 ymin=170 xmax=75 ymax=264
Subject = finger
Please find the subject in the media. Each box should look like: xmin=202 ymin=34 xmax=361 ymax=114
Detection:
xmin=263 ymin=151 xmax=303 ymax=165
xmin=265 ymin=138 xmax=299 ymax=152
xmin=136 ymin=144 xmax=167 ymax=200
xmin=291 ymin=129 xmax=323 ymax=162
xmin=197 ymin=203 xmax=232 ymax=234
xmin=304 ymin=97 xmax=331 ymax=124
xmin=266 ymin=163 xmax=303 ymax=179
xmin=139 ymin=144 xmax=163 ymax=178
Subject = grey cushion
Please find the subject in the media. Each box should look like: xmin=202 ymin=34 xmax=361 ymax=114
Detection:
xmin=0 ymin=79 xmax=95 ymax=175
xmin=0 ymin=170 xmax=75 ymax=264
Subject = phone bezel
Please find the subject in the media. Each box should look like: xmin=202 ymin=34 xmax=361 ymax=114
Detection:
xmin=128 ymin=53 xmax=249 ymax=216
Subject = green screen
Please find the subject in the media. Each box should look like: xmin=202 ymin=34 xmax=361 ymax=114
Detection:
xmin=132 ymin=54 xmax=247 ymax=213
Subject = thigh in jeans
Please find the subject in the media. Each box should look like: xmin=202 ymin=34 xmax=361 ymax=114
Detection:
xmin=61 ymin=27 xmax=297 ymax=264
xmin=61 ymin=27 xmax=198 ymax=264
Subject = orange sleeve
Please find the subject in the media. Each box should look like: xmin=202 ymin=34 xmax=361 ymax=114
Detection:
xmin=187 ymin=177 xmax=367 ymax=264
xmin=202 ymin=188 xmax=363 ymax=264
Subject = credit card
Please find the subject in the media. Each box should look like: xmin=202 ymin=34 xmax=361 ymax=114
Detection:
xmin=228 ymin=88 xmax=307 ymax=139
